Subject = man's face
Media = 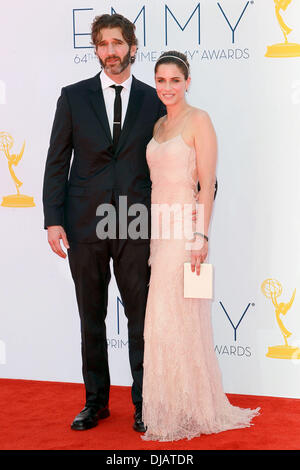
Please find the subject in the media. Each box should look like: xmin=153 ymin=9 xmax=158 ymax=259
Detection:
xmin=95 ymin=27 xmax=136 ymax=75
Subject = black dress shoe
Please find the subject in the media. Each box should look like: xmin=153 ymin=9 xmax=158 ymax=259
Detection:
xmin=133 ymin=408 xmax=146 ymax=433
xmin=71 ymin=405 xmax=110 ymax=430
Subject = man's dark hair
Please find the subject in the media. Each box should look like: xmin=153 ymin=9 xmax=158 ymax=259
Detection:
xmin=91 ymin=13 xmax=138 ymax=62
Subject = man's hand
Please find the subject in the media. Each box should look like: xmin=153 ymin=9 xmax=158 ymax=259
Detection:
xmin=47 ymin=225 xmax=70 ymax=259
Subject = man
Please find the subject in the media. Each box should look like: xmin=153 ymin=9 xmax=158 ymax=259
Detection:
xmin=43 ymin=13 xmax=165 ymax=432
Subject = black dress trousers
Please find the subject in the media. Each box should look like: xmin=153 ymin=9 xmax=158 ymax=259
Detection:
xmin=67 ymin=205 xmax=150 ymax=410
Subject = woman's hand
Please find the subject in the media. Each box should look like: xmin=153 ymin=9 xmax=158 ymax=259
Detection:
xmin=190 ymin=239 xmax=208 ymax=276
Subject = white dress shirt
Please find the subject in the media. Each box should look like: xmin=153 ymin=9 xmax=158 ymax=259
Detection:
xmin=100 ymin=70 xmax=132 ymax=138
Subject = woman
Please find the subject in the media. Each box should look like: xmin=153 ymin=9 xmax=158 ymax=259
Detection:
xmin=142 ymin=51 xmax=259 ymax=442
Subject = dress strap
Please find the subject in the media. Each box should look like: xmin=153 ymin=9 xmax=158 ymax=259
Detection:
xmin=153 ymin=117 xmax=165 ymax=140
xmin=154 ymin=109 xmax=193 ymax=141
xmin=181 ymin=109 xmax=193 ymax=132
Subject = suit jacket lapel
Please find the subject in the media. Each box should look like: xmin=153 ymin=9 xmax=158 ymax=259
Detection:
xmin=87 ymin=72 xmax=112 ymax=144
xmin=116 ymin=76 xmax=145 ymax=154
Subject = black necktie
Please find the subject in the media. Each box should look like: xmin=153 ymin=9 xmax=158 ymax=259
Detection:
xmin=110 ymin=85 xmax=123 ymax=150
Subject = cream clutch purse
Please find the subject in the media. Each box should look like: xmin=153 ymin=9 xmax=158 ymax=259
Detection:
xmin=184 ymin=263 xmax=213 ymax=299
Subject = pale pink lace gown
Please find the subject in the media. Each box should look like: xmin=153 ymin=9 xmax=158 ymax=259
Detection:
xmin=142 ymin=134 xmax=259 ymax=442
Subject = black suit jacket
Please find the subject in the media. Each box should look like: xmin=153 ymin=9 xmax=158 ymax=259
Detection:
xmin=43 ymin=72 xmax=166 ymax=243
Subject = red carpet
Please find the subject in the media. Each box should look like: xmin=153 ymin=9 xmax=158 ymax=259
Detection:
xmin=0 ymin=379 xmax=299 ymax=450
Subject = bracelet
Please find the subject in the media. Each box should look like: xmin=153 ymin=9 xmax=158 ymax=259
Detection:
xmin=193 ymin=232 xmax=209 ymax=242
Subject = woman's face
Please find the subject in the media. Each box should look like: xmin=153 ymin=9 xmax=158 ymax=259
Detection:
xmin=155 ymin=63 xmax=190 ymax=106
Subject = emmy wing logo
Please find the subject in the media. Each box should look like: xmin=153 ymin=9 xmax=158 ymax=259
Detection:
xmin=0 ymin=132 xmax=35 ymax=207
xmin=261 ymin=278 xmax=300 ymax=359
xmin=266 ymin=0 xmax=300 ymax=57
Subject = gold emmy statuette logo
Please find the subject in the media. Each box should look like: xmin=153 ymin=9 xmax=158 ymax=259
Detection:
xmin=261 ymin=278 xmax=300 ymax=359
xmin=0 ymin=132 xmax=35 ymax=207
xmin=266 ymin=0 xmax=300 ymax=57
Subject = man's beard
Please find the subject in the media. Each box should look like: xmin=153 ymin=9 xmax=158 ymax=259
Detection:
xmin=100 ymin=50 xmax=131 ymax=75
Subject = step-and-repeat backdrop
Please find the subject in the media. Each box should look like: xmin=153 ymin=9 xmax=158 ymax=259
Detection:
xmin=1 ymin=0 xmax=300 ymax=398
